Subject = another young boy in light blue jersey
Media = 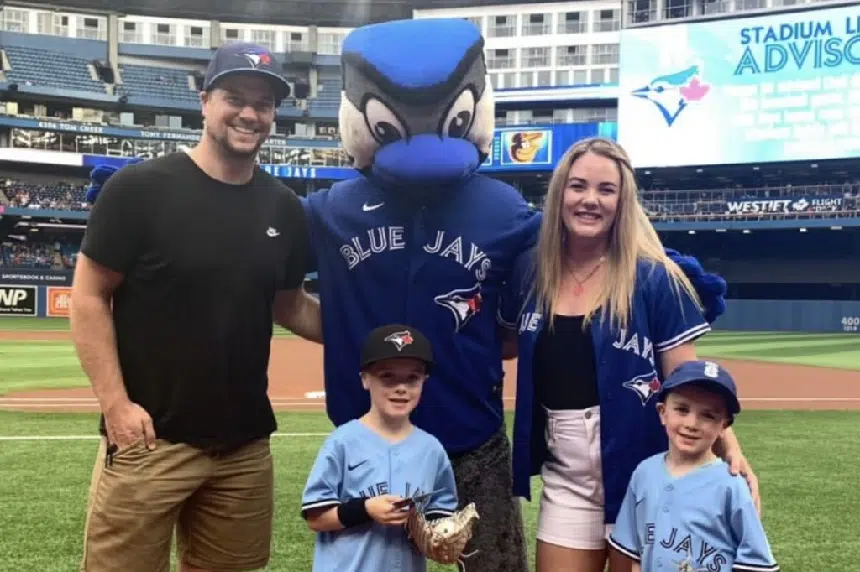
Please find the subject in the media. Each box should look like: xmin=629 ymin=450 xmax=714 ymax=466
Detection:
xmin=609 ymin=360 xmax=779 ymax=572
xmin=300 ymin=324 xmax=459 ymax=572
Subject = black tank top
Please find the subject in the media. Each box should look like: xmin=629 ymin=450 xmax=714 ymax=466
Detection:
xmin=532 ymin=314 xmax=600 ymax=410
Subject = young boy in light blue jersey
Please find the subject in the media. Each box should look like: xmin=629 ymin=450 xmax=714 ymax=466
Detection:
xmin=300 ymin=324 xmax=459 ymax=572
xmin=609 ymin=360 xmax=779 ymax=572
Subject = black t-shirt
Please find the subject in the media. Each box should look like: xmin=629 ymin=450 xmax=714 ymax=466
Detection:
xmin=81 ymin=152 xmax=309 ymax=448
xmin=532 ymin=314 xmax=600 ymax=411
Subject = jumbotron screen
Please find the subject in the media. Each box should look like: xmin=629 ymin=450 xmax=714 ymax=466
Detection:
xmin=617 ymin=3 xmax=860 ymax=168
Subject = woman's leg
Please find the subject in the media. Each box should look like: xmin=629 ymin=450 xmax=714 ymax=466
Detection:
xmin=535 ymin=407 xmax=607 ymax=572
xmin=536 ymin=541 xmax=607 ymax=572
xmin=607 ymin=542 xmax=634 ymax=572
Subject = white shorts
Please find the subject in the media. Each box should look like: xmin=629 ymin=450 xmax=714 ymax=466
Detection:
xmin=536 ymin=406 xmax=613 ymax=550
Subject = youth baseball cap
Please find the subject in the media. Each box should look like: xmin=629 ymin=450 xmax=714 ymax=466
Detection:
xmin=203 ymin=42 xmax=290 ymax=102
xmin=658 ymin=360 xmax=741 ymax=418
xmin=360 ymin=324 xmax=434 ymax=371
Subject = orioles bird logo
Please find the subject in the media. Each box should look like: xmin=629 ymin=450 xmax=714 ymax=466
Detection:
xmin=384 ymin=330 xmax=414 ymax=351
xmin=508 ymin=132 xmax=544 ymax=163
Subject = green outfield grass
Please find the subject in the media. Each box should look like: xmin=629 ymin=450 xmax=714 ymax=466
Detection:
xmin=1 ymin=319 xmax=857 ymax=397
xmin=0 ymin=410 xmax=857 ymax=571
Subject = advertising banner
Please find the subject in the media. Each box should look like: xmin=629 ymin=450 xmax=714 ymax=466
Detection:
xmin=0 ymin=269 xmax=74 ymax=286
xmin=618 ymin=4 xmax=860 ymax=168
xmin=0 ymin=285 xmax=37 ymax=316
xmin=46 ymin=286 xmax=72 ymax=318
xmin=724 ymin=195 xmax=844 ymax=215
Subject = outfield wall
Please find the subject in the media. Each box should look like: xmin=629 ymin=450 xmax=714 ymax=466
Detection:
xmin=715 ymin=300 xmax=860 ymax=334
xmin=0 ymin=285 xmax=70 ymax=318
xmin=2 ymin=284 xmax=858 ymax=335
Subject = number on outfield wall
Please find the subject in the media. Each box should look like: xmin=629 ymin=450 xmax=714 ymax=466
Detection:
xmin=841 ymin=316 xmax=859 ymax=332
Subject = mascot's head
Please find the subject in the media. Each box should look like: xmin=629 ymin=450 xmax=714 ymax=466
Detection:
xmin=85 ymin=158 xmax=143 ymax=204
xmin=338 ymin=18 xmax=494 ymax=194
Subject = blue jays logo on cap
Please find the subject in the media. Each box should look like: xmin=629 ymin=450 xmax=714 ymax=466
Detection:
xmin=659 ymin=360 xmax=740 ymax=416
xmin=384 ymin=330 xmax=414 ymax=351
xmin=203 ymin=42 xmax=290 ymax=102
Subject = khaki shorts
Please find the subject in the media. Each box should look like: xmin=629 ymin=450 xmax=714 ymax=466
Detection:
xmin=80 ymin=436 xmax=274 ymax=572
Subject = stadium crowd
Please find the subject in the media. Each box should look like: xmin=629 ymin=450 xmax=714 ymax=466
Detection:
xmin=0 ymin=241 xmax=78 ymax=269
xmin=2 ymin=176 xmax=859 ymax=270
xmin=2 ymin=178 xmax=89 ymax=212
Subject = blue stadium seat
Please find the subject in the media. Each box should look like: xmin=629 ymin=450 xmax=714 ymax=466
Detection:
xmin=3 ymin=45 xmax=106 ymax=94
xmin=116 ymin=64 xmax=197 ymax=101
xmin=308 ymin=76 xmax=342 ymax=118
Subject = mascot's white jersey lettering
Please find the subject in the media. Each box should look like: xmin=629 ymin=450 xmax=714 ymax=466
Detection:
xmin=339 ymin=227 xmax=493 ymax=281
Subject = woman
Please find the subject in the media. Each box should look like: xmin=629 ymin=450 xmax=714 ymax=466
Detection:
xmin=501 ymin=138 xmax=758 ymax=572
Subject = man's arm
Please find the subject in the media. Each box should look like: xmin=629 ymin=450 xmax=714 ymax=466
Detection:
xmin=70 ymin=254 xmax=127 ymax=413
xmin=273 ymin=287 xmax=322 ymax=343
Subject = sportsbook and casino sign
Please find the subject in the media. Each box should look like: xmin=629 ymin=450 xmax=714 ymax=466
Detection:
xmin=0 ymin=285 xmax=37 ymax=316
xmin=0 ymin=269 xmax=74 ymax=286
xmin=618 ymin=4 xmax=860 ymax=168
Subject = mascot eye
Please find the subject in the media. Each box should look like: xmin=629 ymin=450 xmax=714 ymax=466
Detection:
xmin=364 ymin=97 xmax=407 ymax=145
xmin=440 ymin=88 xmax=476 ymax=139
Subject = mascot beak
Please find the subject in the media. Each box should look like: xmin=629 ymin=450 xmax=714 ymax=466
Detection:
xmin=371 ymin=134 xmax=480 ymax=189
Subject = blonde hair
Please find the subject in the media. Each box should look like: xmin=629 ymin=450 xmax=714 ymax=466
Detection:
xmin=531 ymin=137 xmax=702 ymax=332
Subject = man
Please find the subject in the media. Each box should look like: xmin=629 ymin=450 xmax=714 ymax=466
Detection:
xmin=72 ymin=42 xmax=320 ymax=572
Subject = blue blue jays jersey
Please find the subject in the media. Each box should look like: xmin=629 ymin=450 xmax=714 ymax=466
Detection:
xmin=608 ymin=453 xmax=779 ymax=572
xmin=301 ymin=420 xmax=459 ymax=572
xmin=302 ymin=174 xmax=540 ymax=453
xmin=502 ymin=248 xmax=711 ymax=523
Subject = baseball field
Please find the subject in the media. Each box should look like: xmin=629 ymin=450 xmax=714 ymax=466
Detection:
xmin=1 ymin=316 xmax=858 ymax=571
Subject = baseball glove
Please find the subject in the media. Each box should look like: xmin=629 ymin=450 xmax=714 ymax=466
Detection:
xmin=404 ymin=501 xmax=480 ymax=565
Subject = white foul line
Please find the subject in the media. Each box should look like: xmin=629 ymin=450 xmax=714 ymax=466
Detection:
xmin=0 ymin=432 xmax=330 ymax=441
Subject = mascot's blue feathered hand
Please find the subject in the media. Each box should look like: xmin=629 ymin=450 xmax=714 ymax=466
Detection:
xmin=86 ymin=158 xmax=143 ymax=204
xmin=665 ymin=248 xmax=727 ymax=324
xmin=339 ymin=18 xmax=495 ymax=194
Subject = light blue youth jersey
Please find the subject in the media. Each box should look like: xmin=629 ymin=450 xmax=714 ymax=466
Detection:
xmin=301 ymin=420 xmax=459 ymax=572
xmin=609 ymin=453 xmax=779 ymax=572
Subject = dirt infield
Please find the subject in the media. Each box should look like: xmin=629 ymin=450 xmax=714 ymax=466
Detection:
xmin=1 ymin=330 xmax=859 ymax=412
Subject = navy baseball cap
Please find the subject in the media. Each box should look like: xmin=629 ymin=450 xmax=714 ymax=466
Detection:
xmin=203 ymin=42 xmax=290 ymax=102
xmin=658 ymin=360 xmax=741 ymax=418
xmin=360 ymin=324 xmax=434 ymax=372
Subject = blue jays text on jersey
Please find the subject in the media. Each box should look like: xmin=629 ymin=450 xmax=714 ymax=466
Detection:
xmin=501 ymin=248 xmax=712 ymax=524
xmin=608 ymin=454 xmax=779 ymax=572
xmin=301 ymin=420 xmax=459 ymax=572
xmin=302 ymin=174 xmax=541 ymax=454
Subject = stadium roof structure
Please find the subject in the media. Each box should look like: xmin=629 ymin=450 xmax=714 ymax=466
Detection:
xmin=5 ymin=0 xmax=561 ymax=27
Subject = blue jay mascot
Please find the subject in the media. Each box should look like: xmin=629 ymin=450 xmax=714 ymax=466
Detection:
xmin=300 ymin=17 xmax=727 ymax=572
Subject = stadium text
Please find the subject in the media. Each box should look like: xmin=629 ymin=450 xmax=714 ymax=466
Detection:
xmin=734 ymin=14 xmax=860 ymax=75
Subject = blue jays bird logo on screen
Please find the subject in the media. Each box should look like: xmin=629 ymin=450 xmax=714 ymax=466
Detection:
xmin=500 ymin=130 xmax=552 ymax=166
xmin=632 ymin=64 xmax=711 ymax=127
xmin=434 ymin=283 xmax=483 ymax=332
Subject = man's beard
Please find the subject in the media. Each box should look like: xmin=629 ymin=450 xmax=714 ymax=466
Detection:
xmin=209 ymin=126 xmax=264 ymax=160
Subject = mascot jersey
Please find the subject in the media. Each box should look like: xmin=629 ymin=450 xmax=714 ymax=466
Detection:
xmin=303 ymin=18 xmax=541 ymax=454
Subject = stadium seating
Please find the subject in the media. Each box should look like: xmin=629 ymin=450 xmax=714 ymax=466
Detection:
xmin=308 ymin=76 xmax=342 ymax=118
xmin=2 ymin=45 xmax=106 ymax=94
xmin=0 ymin=242 xmax=77 ymax=269
xmin=116 ymin=64 xmax=197 ymax=101
xmin=3 ymin=180 xmax=88 ymax=212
